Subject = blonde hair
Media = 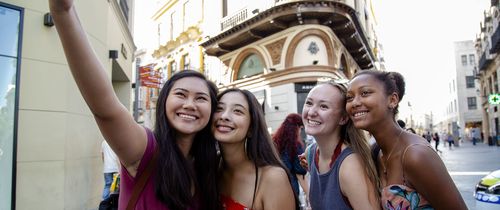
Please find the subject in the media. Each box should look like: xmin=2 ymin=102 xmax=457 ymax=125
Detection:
xmin=320 ymin=80 xmax=381 ymax=199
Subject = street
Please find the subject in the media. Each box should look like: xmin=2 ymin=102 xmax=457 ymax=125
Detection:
xmin=440 ymin=140 xmax=500 ymax=209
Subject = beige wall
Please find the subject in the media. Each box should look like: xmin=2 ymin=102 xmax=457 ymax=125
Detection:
xmin=4 ymin=0 xmax=135 ymax=209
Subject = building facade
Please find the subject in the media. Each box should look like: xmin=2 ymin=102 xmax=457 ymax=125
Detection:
xmin=475 ymin=0 xmax=500 ymax=145
xmin=0 ymin=0 xmax=136 ymax=209
xmin=439 ymin=41 xmax=482 ymax=141
xmin=147 ymin=0 xmax=380 ymax=132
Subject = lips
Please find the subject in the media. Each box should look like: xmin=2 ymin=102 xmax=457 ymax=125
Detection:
xmin=351 ymin=110 xmax=368 ymax=120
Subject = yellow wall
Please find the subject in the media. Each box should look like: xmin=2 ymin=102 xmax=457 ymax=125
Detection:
xmin=3 ymin=0 xmax=135 ymax=209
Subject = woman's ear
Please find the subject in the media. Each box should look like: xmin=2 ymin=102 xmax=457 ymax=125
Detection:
xmin=388 ymin=92 xmax=400 ymax=109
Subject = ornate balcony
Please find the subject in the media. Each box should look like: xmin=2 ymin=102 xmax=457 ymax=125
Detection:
xmin=478 ymin=51 xmax=493 ymax=71
xmin=490 ymin=26 xmax=500 ymax=54
xmin=202 ymin=0 xmax=375 ymax=69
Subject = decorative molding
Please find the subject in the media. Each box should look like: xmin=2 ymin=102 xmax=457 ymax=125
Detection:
xmin=153 ymin=26 xmax=202 ymax=58
xmin=232 ymin=48 xmax=267 ymax=81
xmin=307 ymin=41 xmax=319 ymax=55
xmin=285 ymin=29 xmax=334 ymax=68
xmin=223 ymin=59 xmax=231 ymax=75
xmin=265 ymin=38 xmax=287 ymax=65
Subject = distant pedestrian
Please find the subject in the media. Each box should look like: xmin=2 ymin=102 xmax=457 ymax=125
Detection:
xmin=101 ymin=141 xmax=119 ymax=200
xmin=425 ymin=132 xmax=432 ymax=143
xmin=447 ymin=132 xmax=454 ymax=148
xmin=433 ymin=132 xmax=441 ymax=153
xmin=471 ymin=129 xmax=478 ymax=146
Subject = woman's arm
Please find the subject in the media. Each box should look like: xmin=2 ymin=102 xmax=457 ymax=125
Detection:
xmin=340 ymin=154 xmax=381 ymax=210
xmin=259 ymin=167 xmax=296 ymax=210
xmin=404 ymin=145 xmax=467 ymax=210
xmin=49 ymin=0 xmax=146 ymax=170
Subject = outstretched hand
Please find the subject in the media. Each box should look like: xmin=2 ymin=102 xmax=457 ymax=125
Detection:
xmin=48 ymin=0 xmax=74 ymax=13
xmin=298 ymin=153 xmax=309 ymax=171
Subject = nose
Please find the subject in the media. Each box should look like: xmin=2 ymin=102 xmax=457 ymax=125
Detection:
xmin=305 ymin=106 xmax=318 ymax=118
xmin=219 ymin=109 xmax=231 ymax=122
xmin=182 ymin=98 xmax=196 ymax=110
xmin=349 ymin=96 xmax=361 ymax=108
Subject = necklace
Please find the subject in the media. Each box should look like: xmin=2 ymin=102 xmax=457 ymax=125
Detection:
xmin=382 ymin=129 xmax=404 ymax=175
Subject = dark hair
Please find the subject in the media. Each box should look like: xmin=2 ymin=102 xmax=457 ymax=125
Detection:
xmin=317 ymin=81 xmax=380 ymax=198
xmin=217 ymin=88 xmax=300 ymax=209
xmin=353 ymin=70 xmax=406 ymax=117
xmin=273 ymin=113 xmax=304 ymax=159
xmin=397 ymin=119 xmax=406 ymax=129
xmin=154 ymin=70 xmax=221 ymax=210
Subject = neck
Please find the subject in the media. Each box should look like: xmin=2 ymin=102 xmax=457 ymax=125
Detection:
xmin=370 ymin=122 xmax=403 ymax=154
xmin=176 ymin=134 xmax=195 ymax=158
xmin=220 ymin=141 xmax=252 ymax=171
xmin=314 ymin=132 xmax=342 ymax=160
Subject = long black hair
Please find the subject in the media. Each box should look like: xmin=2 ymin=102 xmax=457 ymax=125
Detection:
xmin=217 ymin=88 xmax=300 ymax=209
xmin=154 ymin=70 xmax=221 ymax=210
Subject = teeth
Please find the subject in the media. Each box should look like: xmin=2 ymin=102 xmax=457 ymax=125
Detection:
xmin=308 ymin=120 xmax=321 ymax=125
xmin=354 ymin=112 xmax=367 ymax=117
xmin=217 ymin=125 xmax=233 ymax=132
xmin=179 ymin=114 xmax=196 ymax=120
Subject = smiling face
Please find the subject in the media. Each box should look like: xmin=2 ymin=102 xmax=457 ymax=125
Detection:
xmin=212 ymin=91 xmax=251 ymax=144
xmin=302 ymin=84 xmax=347 ymax=139
xmin=165 ymin=77 xmax=212 ymax=138
xmin=346 ymin=74 xmax=396 ymax=131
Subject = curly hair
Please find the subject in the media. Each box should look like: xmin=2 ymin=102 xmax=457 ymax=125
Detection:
xmin=273 ymin=113 xmax=304 ymax=158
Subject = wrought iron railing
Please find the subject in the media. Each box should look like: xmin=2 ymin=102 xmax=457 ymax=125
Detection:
xmin=478 ymin=51 xmax=493 ymax=70
xmin=490 ymin=26 xmax=500 ymax=54
xmin=221 ymin=8 xmax=247 ymax=31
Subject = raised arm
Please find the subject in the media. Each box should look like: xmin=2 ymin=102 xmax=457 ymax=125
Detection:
xmin=340 ymin=154 xmax=381 ymax=210
xmin=49 ymin=0 xmax=146 ymax=170
xmin=404 ymin=145 xmax=467 ymax=210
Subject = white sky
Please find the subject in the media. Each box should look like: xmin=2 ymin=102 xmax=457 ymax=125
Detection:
xmin=374 ymin=0 xmax=490 ymax=123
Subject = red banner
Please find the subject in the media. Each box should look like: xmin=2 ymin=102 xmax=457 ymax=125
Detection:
xmin=139 ymin=63 xmax=161 ymax=88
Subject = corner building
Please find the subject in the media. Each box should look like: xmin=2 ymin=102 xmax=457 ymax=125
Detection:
xmin=201 ymin=0 xmax=382 ymax=131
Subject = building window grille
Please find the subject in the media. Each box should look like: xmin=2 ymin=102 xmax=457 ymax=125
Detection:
xmin=466 ymin=76 xmax=475 ymax=88
xmin=467 ymin=97 xmax=477 ymax=110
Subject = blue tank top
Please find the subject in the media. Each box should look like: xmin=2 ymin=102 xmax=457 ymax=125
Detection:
xmin=308 ymin=143 xmax=353 ymax=210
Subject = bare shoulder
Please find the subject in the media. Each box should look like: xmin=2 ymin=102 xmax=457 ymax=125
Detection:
xmin=340 ymin=152 xmax=363 ymax=171
xmin=260 ymin=165 xmax=289 ymax=183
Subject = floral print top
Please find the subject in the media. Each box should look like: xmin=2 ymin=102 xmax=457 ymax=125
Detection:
xmin=381 ymin=184 xmax=434 ymax=210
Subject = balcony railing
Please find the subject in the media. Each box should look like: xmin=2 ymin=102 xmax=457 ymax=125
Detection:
xmin=478 ymin=51 xmax=493 ymax=71
xmin=490 ymin=26 xmax=500 ymax=54
xmin=221 ymin=8 xmax=247 ymax=31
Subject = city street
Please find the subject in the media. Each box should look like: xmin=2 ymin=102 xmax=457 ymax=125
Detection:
xmin=439 ymin=140 xmax=500 ymax=209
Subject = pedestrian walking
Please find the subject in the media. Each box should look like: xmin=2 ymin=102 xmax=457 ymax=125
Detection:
xmin=101 ymin=141 xmax=119 ymax=200
xmin=433 ymin=132 xmax=441 ymax=153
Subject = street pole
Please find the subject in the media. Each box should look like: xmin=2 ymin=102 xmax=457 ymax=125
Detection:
xmin=133 ymin=57 xmax=141 ymax=122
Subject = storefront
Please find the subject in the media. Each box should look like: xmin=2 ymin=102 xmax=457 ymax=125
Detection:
xmin=0 ymin=2 xmax=23 ymax=209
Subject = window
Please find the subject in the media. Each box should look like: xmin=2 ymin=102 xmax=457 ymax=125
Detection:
xmin=469 ymin=54 xmax=475 ymax=66
xmin=237 ymin=54 xmax=264 ymax=80
xmin=454 ymin=99 xmax=457 ymax=112
xmin=169 ymin=60 xmax=178 ymax=77
xmin=182 ymin=54 xmax=190 ymax=70
xmin=461 ymin=55 xmax=467 ymax=66
xmin=494 ymin=72 xmax=499 ymax=93
xmin=467 ymin=97 xmax=477 ymax=110
xmin=0 ymin=3 xmax=22 ymax=209
xmin=118 ymin=0 xmax=130 ymax=22
xmin=466 ymin=76 xmax=475 ymax=88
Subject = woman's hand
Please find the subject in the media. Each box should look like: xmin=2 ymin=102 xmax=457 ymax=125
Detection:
xmin=298 ymin=153 xmax=308 ymax=171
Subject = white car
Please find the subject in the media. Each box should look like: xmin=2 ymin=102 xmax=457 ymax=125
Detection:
xmin=475 ymin=170 xmax=500 ymax=209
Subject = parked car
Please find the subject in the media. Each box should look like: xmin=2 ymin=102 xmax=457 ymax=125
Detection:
xmin=475 ymin=169 xmax=500 ymax=209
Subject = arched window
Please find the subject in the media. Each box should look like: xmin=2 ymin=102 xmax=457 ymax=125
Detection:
xmin=237 ymin=53 xmax=264 ymax=79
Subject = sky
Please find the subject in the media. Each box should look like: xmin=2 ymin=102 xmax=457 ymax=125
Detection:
xmin=374 ymin=0 xmax=491 ymax=123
